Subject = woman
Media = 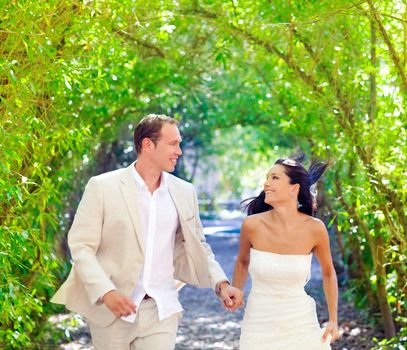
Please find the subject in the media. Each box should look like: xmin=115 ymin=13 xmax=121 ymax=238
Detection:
xmin=233 ymin=156 xmax=339 ymax=350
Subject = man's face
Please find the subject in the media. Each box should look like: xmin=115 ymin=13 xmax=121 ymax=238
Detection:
xmin=149 ymin=123 xmax=182 ymax=172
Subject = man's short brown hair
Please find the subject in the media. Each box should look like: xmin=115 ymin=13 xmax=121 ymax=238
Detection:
xmin=133 ymin=114 xmax=179 ymax=154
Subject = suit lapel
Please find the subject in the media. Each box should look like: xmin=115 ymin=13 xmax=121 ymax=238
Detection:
xmin=167 ymin=176 xmax=188 ymax=226
xmin=119 ymin=164 xmax=145 ymax=255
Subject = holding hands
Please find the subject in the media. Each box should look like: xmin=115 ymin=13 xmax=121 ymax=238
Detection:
xmin=218 ymin=281 xmax=244 ymax=312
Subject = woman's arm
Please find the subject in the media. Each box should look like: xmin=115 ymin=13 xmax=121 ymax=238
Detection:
xmin=313 ymin=220 xmax=340 ymax=343
xmin=232 ymin=218 xmax=253 ymax=290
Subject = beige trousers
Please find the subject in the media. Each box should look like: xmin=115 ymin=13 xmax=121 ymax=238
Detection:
xmin=88 ymin=299 xmax=182 ymax=350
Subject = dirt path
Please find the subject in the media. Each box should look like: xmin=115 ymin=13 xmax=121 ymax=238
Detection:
xmin=57 ymin=227 xmax=380 ymax=349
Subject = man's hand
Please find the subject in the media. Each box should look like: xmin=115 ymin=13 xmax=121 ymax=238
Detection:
xmin=102 ymin=290 xmax=137 ymax=318
xmin=219 ymin=282 xmax=244 ymax=312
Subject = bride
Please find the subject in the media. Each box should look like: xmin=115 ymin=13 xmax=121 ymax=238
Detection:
xmin=232 ymin=156 xmax=340 ymax=349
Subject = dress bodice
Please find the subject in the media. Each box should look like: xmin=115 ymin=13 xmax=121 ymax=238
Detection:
xmin=249 ymin=248 xmax=313 ymax=296
xmin=240 ymin=248 xmax=331 ymax=350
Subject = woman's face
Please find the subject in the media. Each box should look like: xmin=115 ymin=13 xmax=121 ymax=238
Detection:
xmin=263 ymin=164 xmax=297 ymax=206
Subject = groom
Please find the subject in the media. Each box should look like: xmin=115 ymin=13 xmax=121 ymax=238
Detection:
xmin=52 ymin=114 xmax=244 ymax=349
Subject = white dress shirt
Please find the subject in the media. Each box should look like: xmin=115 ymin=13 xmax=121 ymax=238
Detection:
xmin=121 ymin=167 xmax=183 ymax=322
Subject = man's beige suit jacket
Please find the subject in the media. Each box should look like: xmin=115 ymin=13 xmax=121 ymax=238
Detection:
xmin=51 ymin=163 xmax=227 ymax=327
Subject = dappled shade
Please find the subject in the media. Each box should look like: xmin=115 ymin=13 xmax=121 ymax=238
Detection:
xmin=1 ymin=0 xmax=406 ymax=348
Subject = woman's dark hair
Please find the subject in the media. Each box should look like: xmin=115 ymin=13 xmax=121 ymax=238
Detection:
xmin=242 ymin=153 xmax=328 ymax=217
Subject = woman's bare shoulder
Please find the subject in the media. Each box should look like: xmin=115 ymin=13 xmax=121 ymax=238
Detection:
xmin=304 ymin=216 xmax=328 ymax=236
xmin=242 ymin=212 xmax=269 ymax=228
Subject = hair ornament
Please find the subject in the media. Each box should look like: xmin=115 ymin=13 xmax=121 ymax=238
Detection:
xmin=282 ymin=159 xmax=297 ymax=166
xmin=310 ymin=183 xmax=317 ymax=198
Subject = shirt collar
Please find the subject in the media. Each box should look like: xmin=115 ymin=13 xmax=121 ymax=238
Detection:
xmin=131 ymin=164 xmax=168 ymax=192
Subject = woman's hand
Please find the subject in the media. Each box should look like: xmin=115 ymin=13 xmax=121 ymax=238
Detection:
xmin=322 ymin=321 xmax=340 ymax=344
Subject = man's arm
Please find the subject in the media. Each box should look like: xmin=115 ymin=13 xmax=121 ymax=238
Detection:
xmin=68 ymin=177 xmax=136 ymax=317
xmin=190 ymin=186 xmax=227 ymax=286
xmin=68 ymin=177 xmax=116 ymax=304
xmin=191 ymin=186 xmax=244 ymax=311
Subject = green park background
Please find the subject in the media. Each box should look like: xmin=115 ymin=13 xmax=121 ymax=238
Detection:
xmin=0 ymin=0 xmax=406 ymax=349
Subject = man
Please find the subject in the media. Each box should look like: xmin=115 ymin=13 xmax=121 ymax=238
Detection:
xmin=52 ymin=114 xmax=244 ymax=349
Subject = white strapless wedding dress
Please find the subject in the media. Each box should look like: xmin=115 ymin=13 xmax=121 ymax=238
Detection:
xmin=240 ymin=248 xmax=331 ymax=350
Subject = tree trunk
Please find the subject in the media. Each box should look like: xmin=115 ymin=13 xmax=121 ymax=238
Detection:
xmin=375 ymin=233 xmax=397 ymax=338
xmin=367 ymin=0 xmax=407 ymax=92
xmin=334 ymin=169 xmax=378 ymax=311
